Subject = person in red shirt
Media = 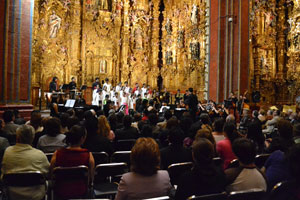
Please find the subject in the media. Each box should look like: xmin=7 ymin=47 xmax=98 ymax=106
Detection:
xmin=50 ymin=125 xmax=95 ymax=199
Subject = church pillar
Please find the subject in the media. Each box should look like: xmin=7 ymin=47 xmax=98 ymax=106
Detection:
xmin=209 ymin=0 xmax=249 ymax=102
xmin=0 ymin=0 xmax=34 ymax=118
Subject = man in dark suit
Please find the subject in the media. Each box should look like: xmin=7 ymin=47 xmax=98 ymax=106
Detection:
xmin=49 ymin=77 xmax=59 ymax=92
xmin=184 ymin=88 xmax=198 ymax=121
xmin=69 ymin=77 xmax=77 ymax=99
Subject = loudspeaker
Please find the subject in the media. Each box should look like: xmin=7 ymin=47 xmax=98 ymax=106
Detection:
xmin=252 ymin=91 xmax=261 ymax=103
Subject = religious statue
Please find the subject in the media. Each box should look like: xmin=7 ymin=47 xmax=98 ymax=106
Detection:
xmin=190 ymin=39 xmax=200 ymax=60
xmin=177 ymin=30 xmax=184 ymax=48
xmin=100 ymin=60 xmax=107 ymax=73
xmin=134 ymin=27 xmax=143 ymax=49
xmin=165 ymin=18 xmax=172 ymax=35
xmin=191 ymin=4 xmax=198 ymax=25
xmin=49 ymin=11 xmax=61 ymax=38
xmin=166 ymin=51 xmax=173 ymax=65
xmin=97 ymin=0 xmax=111 ymax=11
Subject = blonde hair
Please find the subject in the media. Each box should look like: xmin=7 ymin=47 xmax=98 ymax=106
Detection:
xmin=98 ymin=115 xmax=111 ymax=138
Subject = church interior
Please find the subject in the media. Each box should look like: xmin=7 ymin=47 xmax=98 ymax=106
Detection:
xmin=1 ymin=0 xmax=300 ymax=110
xmin=2 ymin=1 xmax=300 ymax=200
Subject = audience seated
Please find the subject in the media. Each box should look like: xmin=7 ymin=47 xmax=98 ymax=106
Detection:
xmin=115 ymin=115 xmax=139 ymax=141
xmin=247 ymin=110 xmax=265 ymax=154
xmin=266 ymin=119 xmax=295 ymax=153
xmin=32 ymin=117 xmax=50 ymax=147
xmin=0 ymin=135 xmax=9 ymax=169
xmin=263 ymin=110 xmax=281 ymax=135
xmin=2 ymin=110 xmax=20 ymax=145
xmin=50 ymin=125 xmax=95 ymax=199
xmin=225 ymin=138 xmax=267 ymax=193
xmin=262 ymin=120 xmax=294 ymax=190
xmin=216 ymin=122 xmax=239 ymax=169
xmin=115 ymin=138 xmax=172 ymax=200
xmin=82 ymin=115 xmax=114 ymax=155
xmin=212 ymin=118 xmax=225 ymax=143
xmin=98 ymin=115 xmax=115 ymax=141
xmin=175 ymin=138 xmax=226 ymax=200
xmin=293 ymin=123 xmax=300 ymax=144
xmin=160 ymin=128 xmax=192 ymax=170
xmin=37 ymin=117 xmax=66 ymax=153
xmin=13 ymin=109 xmax=26 ymax=125
xmin=1 ymin=125 xmax=49 ymax=200
xmin=60 ymin=112 xmax=70 ymax=134
xmin=26 ymin=111 xmax=43 ymax=133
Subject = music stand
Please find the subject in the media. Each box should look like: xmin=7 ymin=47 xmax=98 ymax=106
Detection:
xmin=80 ymin=85 xmax=87 ymax=91
xmin=61 ymin=84 xmax=69 ymax=91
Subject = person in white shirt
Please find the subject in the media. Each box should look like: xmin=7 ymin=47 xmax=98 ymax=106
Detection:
xmin=102 ymin=86 xmax=109 ymax=101
xmin=124 ymin=81 xmax=130 ymax=94
xmin=141 ymin=83 xmax=147 ymax=98
xmin=225 ymin=138 xmax=267 ymax=193
xmin=110 ymin=87 xmax=116 ymax=101
xmin=134 ymin=86 xmax=140 ymax=97
xmin=116 ymin=82 xmax=122 ymax=93
xmin=128 ymin=94 xmax=136 ymax=110
xmin=112 ymin=92 xmax=119 ymax=109
xmin=92 ymin=85 xmax=101 ymax=106
xmin=103 ymin=78 xmax=112 ymax=92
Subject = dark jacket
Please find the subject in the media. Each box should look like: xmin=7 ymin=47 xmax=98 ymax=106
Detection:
xmin=160 ymin=145 xmax=192 ymax=170
xmin=175 ymin=164 xmax=226 ymax=200
xmin=115 ymin=127 xmax=139 ymax=141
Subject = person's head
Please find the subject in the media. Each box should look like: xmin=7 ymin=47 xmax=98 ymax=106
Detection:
xmin=195 ymin=128 xmax=216 ymax=147
xmin=116 ymin=112 xmax=124 ymax=123
xmin=232 ymin=138 xmax=256 ymax=165
xmin=133 ymin=113 xmax=142 ymax=122
xmin=293 ymin=123 xmax=300 ymax=137
xmin=243 ymin=108 xmax=249 ymax=116
xmin=3 ymin=110 xmax=14 ymax=123
xmin=44 ymin=117 xmax=61 ymax=137
xmin=16 ymin=125 xmax=35 ymax=145
xmin=148 ymin=113 xmax=158 ymax=126
xmin=84 ymin=116 xmax=98 ymax=134
xmin=213 ymin=118 xmax=224 ymax=132
xmin=273 ymin=110 xmax=280 ymax=117
xmin=13 ymin=109 xmax=21 ymax=118
xmin=200 ymin=113 xmax=211 ymax=125
xmin=65 ymin=125 xmax=87 ymax=146
xmin=67 ymin=116 xmax=80 ymax=130
xmin=95 ymin=77 xmax=99 ymax=82
xmin=30 ymin=111 xmax=42 ymax=130
xmin=226 ymin=114 xmax=235 ymax=123
xmin=188 ymin=88 xmax=193 ymax=94
xmin=105 ymin=78 xmax=109 ymax=83
xmin=192 ymin=138 xmax=214 ymax=165
xmin=71 ymin=77 xmax=75 ymax=82
xmin=98 ymin=115 xmax=111 ymax=137
xmin=168 ymin=128 xmax=185 ymax=146
xmin=288 ymin=144 xmax=300 ymax=181
xmin=123 ymin=115 xmax=132 ymax=128
xmin=277 ymin=119 xmax=293 ymax=140
xmin=66 ymin=109 xmax=75 ymax=117
xmin=131 ymin=138 xmax=160 ymax=176
xmin=52 ymin=77 xmax=58 ymax=82
xmin=223 ymin=122 xmax=239 ymax=143
xmin=252 ymin=110 xmax=259 ymax=118
xmin=164 ymin=109 xmax=172 ymax=121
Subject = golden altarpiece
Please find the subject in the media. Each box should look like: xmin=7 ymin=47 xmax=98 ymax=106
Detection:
xmin=31 ymin=0 xmax=209 ymax=105
xmin=249 ymin=0 xmax=300 ymax=105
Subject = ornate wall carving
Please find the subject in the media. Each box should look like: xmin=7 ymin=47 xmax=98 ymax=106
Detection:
xmin=31 ymin=0 xmax=209 ymax=105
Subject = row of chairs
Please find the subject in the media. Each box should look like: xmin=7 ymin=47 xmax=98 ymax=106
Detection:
xmin=2 ymin=162 xmax=129 ymax=200
xmin=227 ymin=154 xmax=270 ymax=169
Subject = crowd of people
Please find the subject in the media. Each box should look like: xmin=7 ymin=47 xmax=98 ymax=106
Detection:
xmin=1 ymin=92 xmax=300 ymax=199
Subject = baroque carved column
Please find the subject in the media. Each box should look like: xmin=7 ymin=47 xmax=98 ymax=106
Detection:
xmin=276 ymin=0 xmax=286 ymax=80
